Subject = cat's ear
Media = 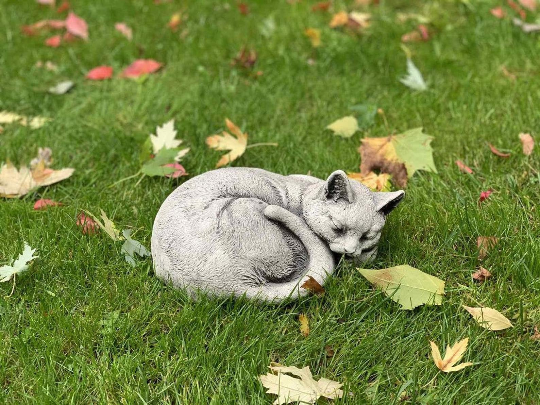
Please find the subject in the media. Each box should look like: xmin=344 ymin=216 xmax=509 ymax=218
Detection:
xmin=373 ymin=190 xmax=405 ymax=215
xmin=325 ymin=170 xmax=354 ymax=203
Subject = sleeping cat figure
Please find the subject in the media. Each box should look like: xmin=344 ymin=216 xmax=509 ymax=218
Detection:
xmin=151 ymin=167 xmax=404 ymax=301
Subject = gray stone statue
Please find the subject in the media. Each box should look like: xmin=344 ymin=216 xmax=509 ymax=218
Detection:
xmin=151 ymin=168 xmax=404 ymax=301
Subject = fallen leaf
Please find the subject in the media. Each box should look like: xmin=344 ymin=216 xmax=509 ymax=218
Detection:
xmin=358 ymin=265 xmax=445 ymax=310
xmin=0 ymin=111 xmax=51 ymax=129
xmin=37 ymin=0 xmax=55 ymax=5
xmin=121 ymin=229 xmax=150 ymax=266
xmin=21 ymin=19 xmax=65 ymax=36
xmin=0 ymin=243 xmax=38 ymax=283
xmin=260 ymin=16 xmax=276 ymax=37
xmin=348 ymin=12 xmax=371 ymax=29
xmin=456 ymin=160 xmax=473 ymax=174
xmin=237 ymin=2 xmax=249 ymax=15
xmin=206 ymin=119 xmax=248 ymax=168
xmin=477 ymin=236 xmax=499 ymax=260
xmin=400 ymin=58 xmax=427 ymax=91
xmin=300 ymin=275 xmax=325 ymax=296
xmin=115 ymin=22 xmax=132 ymax=40
xmin=519 ymin=133 xmax=534 ymax=155
xmin=85 ymin=210 xmax=123 ymax=241
xmin=359 ymin=128 xmax=437 ymax=188
xmin=48 ymin=80 xmax=74 ymax=95
xmin=491 ymin=6 xmax=506 ymax=18
xmin=141 ymin=148 xmax=180 ymax=177
xmin=65 ymin=12 xmax=88 ymax=40
xmin=36 ymin=60 xmax=59 ymax=71
xmin=463 ymin=306 xmax=513 ymax=330
xmin=401 ymin=24 xmax=429 ymax=42
xmin=86 ymin=65 xmax=113 ymax=80
xmin=77 ymin=212 xmax=98 ymax=235
xmin=168 ymin=13 xmax=182 ymax=31
xmin=329 ymin=11 xmax=349 ymax=28
xmin=531 ymin=326 xmax=540 ymax=340
xmin=149 ymin=120 xmax=189 ymax=157
xmin=45 ymin=35 xmax=62 ymax=47
xmin=479 ymin=190 xmax=493 ymax=203
xmin=326 ymin=116 xmax=358 ymax=138
xmin=121 ymin=59 xmax=162 ymax=78
xmin=348 ymin=171 xmax=391 ymax=191
xmin=312 ymin=2 xmax=331 ymax=12
xmin=163 ymin=162 xmax=187 ymax=178
xmin=259 ymin=364 xmax=343 ymax=404
xmin=34 ymin=198 xmax=62 ymax=210
xmin=512 ymin=17 xmax=540 ymax=32
xmin=519 ymin=0 xmax=537 ymax=11
xmin=472 ymin=267 xmax=492 ymax=283
xmin=56 ymin=1 xmax=69 ymax=13
xmin=488 ymin=143 xmax=511 ymax=157
xmin=299 ymin=314 xmax=309 ymax=337
xmin=501 ymin=65 xmax=517 ymax=80
xmin=231 ymin=47 xmax=257 ymax=70
xmin=0 ymin=161 xmax=74 ymax=198
xmin=304 ymin=28 xmax=321 ymax=47
xmin=430 ymin=338 xmax=474 ymax=372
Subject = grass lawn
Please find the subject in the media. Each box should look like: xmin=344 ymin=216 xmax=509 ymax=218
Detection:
xmin=1 ymin=0 xmax=540 ymax=403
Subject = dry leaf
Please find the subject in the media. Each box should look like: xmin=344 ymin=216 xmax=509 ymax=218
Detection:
xmin=232 ymin=47 xmax=257 ymax=70
xmin=56 ymin=1 xmax=69 ymax=13
xmin=512 ymin=17 xmax=540 ymax=32
xmin=501 ymin=66 xmax=517 ymax=80
xmin=348 ymin=12 xmax=371 ymax=29
xmin=163 ymin=162 xmax=187 ymax=178
xmin=463 ymin=306 xmax=513 ymax=330
xmin=488 ymin=143 xmax=511 ymax=157
xmin=348 ymin=171 xmax=391 ymax=191
xmin=401 ymin=24 xmax=429 ymax=42
xmin=312 ymin=2 xmax=331 ymax=12
xmin=300 ymin=275 xmax=325 ymax=296
xmin=430 ymin=338 xmax=474 ymax=372
xmin=531 ymin=326 xmax=540 ymax=340
xmin=34 ymin=198 xmax=62 ymax=210
xmin=324 ymin=345 xmax=335 ymax=357
xmin=299 ymin=314 xmax=309 ymax=337
xmin=329 ymin=11 xmax=349 ymax=28
xmin=472 ymin=267 xmax=492 ymax=283
xmin=455 ymin=160 xmax=473 ymax=174
xmin=490 ymin=7 xmax=506 ymax=18
xmin=304 ymin=28 xmax=321 ymax=47
xmin=519 ymin=133 xmax=534 ymax=155
xmin=206 ymin=119 xmax=248 ymax=168
xmin=259 ymin=363 xmax=343 ymax=404
xmin=0 ymin=161 xmax=74 ymax=198
xmin=115 ymin=22 xmax=132 ymax=40
xmin=508 ymin=0 xmax=527 ymax=18
xmin=326 ymin=116 xmax=358 ymax=137
xmin=237 ymin=2 xmax=249 ymax=15
xmin=477 ymin=236 xmax=499 ymax=260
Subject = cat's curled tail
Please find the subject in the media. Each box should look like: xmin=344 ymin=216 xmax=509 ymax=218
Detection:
xmin=242 ymin=205 xmax=336 ymax=302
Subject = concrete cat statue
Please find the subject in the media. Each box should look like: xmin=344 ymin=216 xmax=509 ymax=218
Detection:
xmin=151 ymin=167 xmax=404 ymax=301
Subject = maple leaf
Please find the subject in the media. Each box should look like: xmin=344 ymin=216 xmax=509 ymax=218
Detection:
xmin=121 ymin=59 xmax=162 ymax=78
xmin=400 ymin=58 xmax=427 ymax=91
xmin=430 ymin=338 xmax=474 ymax=373
xmin=312 ymin=2 xmax=331 ymax=12
xmin=359 ymin=128 xmax=436 ymax=188
xmin=463 ymin=306 xmax=513 ymax=331
xmin=65 ymin=12 xmax=88 ymax=40
xmin=141 ymin=148 xmax=181 ymax=177
xmin=150 ymin=120 xmax=183 ymax=153
xmin=0 ymin=160 xmax=74 ymax=198
xmin=237 ymin=2 xmax=249 ymax=15
xmin=304 ymin=28 xmax=321 ymax=47
xmin=348 ymin=171 xmax=391 ymax=191
xmin=0 ymin=243 xmax=38 ymax=283
xmin=206 ymin=119 xmax=249 ymax=168
xmin=121 ymin=229 xmax=150 ymax=266
xmin=86 ymin=66 xmax=113 ymax=80
xmin=162 ymin=162 xmax=187 ymax=178
xmin=300 ymin=275 xmax=325 ymax=296
xmin=329 ymin=11 xmax=349 ymax=28
xmin=519 ymin=133 xmax=534 ymax=155
xmin=299 ymin=314 xmax=309 ymax=337
xmin=326 ymin=116 xmax=358 ymax=138
xmin=115 ymin=22 xmax=132 ymax=40
xmin=401 ymin=24 xmax=429 ymax=42
xmin=259 ymin=363 xmax=343 ymax=404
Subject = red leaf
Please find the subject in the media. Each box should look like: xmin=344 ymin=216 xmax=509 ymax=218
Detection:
xmin=65 ymin=12 xmax=88 ymax=40
xmin=22 ymin=19 xmax=65 ymax=36
xmin=56 ymin=1 xmax=70 ymax=13
xmin=115 ymin=22 xmax=132 ymax=40
xmin=163 ymin=163 xmax=187 ymax=178
xmin=34 ymin=199 xmax=62 ymax=210
xmin=86 ymin=66 xmax=113 ymax=80
xmin=455 ymin=160 xmax=473 ymax=174
xmin=312 ymin=1 xmax=331 ymax=11
xmin=45 ymin=35 xmax=62 ymax=47
xmin=238 ymin=2 xmax=249 ymax=15
xmin=490 ymin=6 xmax=506 ymax=18
xmin=77 ymin=212 xmax=99 ymax=235
xmin=121 ymin=59 xmax=162 ymax=78
xmin=488 ymin=143 xmax=511 ymax=158
xmin=479 ymin=190 xmax=493 ymax=203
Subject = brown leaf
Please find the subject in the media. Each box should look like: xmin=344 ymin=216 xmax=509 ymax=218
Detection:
xmin=312 ymin=2 xmax=331 ymax=12
xmin=455 ymin=160 xmax=473 ymax=174
xmin=359 ymin=136 xmax=408 ymax=187
xmin=488 ymin=143 xmax=511 ymax=158
xmin=531 ymin=326 xmax=540 ymax=340
xmin=477 ymin=236 xmax=499 ymax=260
xmin=76 ymin=212 xmax=99 ymax=235
xmin=501 ymin=66 xmax=517 ymax=80
xmin=401 ymin=24 xmax=429 ymax=42
xmin=237 ymin=2 xmax=249 ymax=15
xmin=519 ymin=133 xmax=534 ymax=155
xmin=299 ymin=314 xmax=309 ymax=337
xmin=324 ymin=345 xmax=335 ymax=357
xmin=231 ymin=46 xmax=257 ymax=70
xmin=348 ymin=171 xmax=391 ymax=191
xmin=430 ymin=338 xmax=474 ymax=372
xmin=472 ymin=267 xmax=492 ymax=283
xmin=301 ymin=276 xmax=325 ymax=296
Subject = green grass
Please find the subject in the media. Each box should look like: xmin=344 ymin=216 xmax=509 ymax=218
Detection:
xmin=1 ymin=0 xmax=540 ymax=403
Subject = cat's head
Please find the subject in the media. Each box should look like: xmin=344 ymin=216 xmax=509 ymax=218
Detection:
xmin=303 ymin=170 xmax=404 ymax=263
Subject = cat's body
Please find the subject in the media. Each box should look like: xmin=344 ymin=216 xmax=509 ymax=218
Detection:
xmin=151 ymin=167 xmax=404 ymax=301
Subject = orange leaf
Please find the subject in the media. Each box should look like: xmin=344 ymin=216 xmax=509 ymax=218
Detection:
xmin=300 ymin=276 xmax=325 ymax=296
xmin=455 ymin=160 xmax=473 ymax=174
xmin=488 ymin=143 xmax=511 ymax=157
xmin=86 ymin=66 xmax=113 ymax=80
xmin=490 ymin=7 xmax=506 ymax=18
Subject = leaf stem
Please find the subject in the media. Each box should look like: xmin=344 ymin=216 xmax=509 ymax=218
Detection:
xmin=109 ymin=171 xmax=142 ymax=188
xmin=246 ymin=142 xmax=279 ymax=149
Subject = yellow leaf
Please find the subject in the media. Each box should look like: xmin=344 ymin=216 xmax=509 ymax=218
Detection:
xmin=329 ymin=11 xmax=349 ymax=28
xmin=0 ymin=161 xmax=74 ymax=198
xmin=348 ymin=171 xmax=392 ymax=191
xmin=0 ymin=111 xmax=51 ymax=129
xmin=206 ymin=119 xmax=248 ymax=168
xmin=348 ymin=11 xmax=371 ymax=28
xmin=430 ymin=338 xmax=474 ymax=373
xmin=299 ymin=314 xmax=309 ymax=337
xmin=463 ymin=306 xmax=513 ymax=331
xmin=259 ymin=363 xmax=343 ymax=404
xmin=326 ymin=116 xmax=358 ymax=138
xmin=304 ymin=28 xmax=321 ymax=47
